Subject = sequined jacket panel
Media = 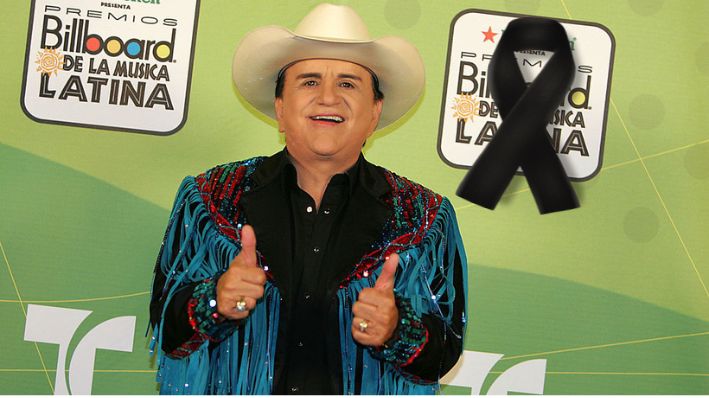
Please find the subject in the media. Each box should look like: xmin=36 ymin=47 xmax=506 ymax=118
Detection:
xmin=149 ymin=150 xmax=468 ymax=394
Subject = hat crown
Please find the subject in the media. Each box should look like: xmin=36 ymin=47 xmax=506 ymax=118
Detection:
xmin=294 ymin=3 xmax=372 ymax=42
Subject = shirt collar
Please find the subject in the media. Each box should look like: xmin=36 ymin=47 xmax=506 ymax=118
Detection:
xmin=281 ymin=148 xmax=362 ymax=196
xmin=250 ymin=147 xmax=389 ymax=201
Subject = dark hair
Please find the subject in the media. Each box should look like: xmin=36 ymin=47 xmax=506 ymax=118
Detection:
xmin=275 ymin=66 xmax=384 ymax=101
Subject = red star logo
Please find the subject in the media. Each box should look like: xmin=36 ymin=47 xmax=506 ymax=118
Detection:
xmin=482 ymin=26 xmax=498 ymax=43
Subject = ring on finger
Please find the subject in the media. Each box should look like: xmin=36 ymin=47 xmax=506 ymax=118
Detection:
xmin=358 ymin=319 xmax=369 ymax=333
xmin=235 ymin=297 xmax=248 ymax=312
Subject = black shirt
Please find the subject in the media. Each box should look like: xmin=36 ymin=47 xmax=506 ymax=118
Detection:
xmin=276 ymin=156 xmax=360 ymax=394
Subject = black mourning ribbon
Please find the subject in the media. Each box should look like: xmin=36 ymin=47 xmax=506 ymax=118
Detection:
xmin=456 ymin=17 xmax=580 ymax=214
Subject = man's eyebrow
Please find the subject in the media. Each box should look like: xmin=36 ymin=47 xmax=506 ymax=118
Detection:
xmin=293 ymin=72 xmax=363 ymax=81
xmin=295 ymin=72 xmax=322 ymax=80
xmin=337 ymin=73 xmax=362 ymax=81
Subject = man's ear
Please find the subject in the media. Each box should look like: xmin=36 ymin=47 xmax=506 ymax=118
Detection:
xmin=368 ymin=99 xmax=383 ymax=136
xmin=274 ymin=97 xmax=285 ymax=132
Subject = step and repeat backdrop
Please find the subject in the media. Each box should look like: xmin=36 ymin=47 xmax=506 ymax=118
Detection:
xmin=1 ymin=0 xmax=707 ymax=394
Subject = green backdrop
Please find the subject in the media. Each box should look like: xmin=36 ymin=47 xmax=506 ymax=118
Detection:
xmin=1 ymin=0 xmax=707 ymax=394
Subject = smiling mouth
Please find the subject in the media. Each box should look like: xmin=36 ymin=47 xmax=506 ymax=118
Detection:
xmin=310 ymin=115 xmax=344 ymax=123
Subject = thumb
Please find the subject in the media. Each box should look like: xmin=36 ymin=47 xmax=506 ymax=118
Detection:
xmin=374 ymin=253 xmax=399 ymax=291
xmin=239 ymin=224 xmax=258 ymax=267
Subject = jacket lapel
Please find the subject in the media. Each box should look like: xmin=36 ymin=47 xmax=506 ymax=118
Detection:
xmin=239 ymin=151 xmax=294 ymax=300
xmin=326 ymin=159 xmax=392 ymax=292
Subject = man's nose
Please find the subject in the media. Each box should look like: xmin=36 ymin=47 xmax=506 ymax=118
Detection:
xmin=317 ymin=82 xmax=339 ymax=105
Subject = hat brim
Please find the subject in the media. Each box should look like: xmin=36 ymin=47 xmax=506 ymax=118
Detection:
xmin=232 ymin=26 xmax=425 ymax=129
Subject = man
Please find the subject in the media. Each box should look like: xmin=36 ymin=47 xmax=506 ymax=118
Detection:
xmin=150 ymin=4 xmax=467 ymax=395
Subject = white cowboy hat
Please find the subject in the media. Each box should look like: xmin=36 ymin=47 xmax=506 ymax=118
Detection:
xmin=232 ymin=3 xmax=425 ymax=129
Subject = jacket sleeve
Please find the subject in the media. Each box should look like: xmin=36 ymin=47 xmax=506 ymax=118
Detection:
xmin=149 ymin=177 xmax=239 ymax=358
xmin=397 ymin=245 xmax=466 ymax=380
xmin=375 ymin=198 xmax=468 ymax=382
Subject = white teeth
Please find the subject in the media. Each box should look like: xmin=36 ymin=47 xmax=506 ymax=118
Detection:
xmin=312 ymin=115 xmax=344 ymax=123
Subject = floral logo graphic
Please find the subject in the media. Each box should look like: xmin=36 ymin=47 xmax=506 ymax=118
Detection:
xmin=35 ymin=48 xmax=64 ymax=76
xmin=451 ymin=94 xmax=480 ymax=122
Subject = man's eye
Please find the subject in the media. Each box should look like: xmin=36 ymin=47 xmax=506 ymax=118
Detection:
xmin=339 ymin=81 xmax=354 ymax=88
xmin=303 ymin=80 xmax=318 ymax=86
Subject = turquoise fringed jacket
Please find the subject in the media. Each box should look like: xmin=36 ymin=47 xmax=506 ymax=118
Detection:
xmin=150 ymin=151 xmax=468 ymax=394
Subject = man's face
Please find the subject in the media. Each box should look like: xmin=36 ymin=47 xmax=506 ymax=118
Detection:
xmin=274 ymin=59 xmax=383 ymax=164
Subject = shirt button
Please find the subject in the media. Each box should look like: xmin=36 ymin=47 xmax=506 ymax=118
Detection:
xmin=290 ymin=387 xmax=299 ymax=392
xmin=305 ymin=294 xmax=311 ymax=300
xmin=306 ymin=206 xmax=313 ymax=213
xmin=297 ymin=341 xmax=304 ymax=347
xmin=323 ymin=208 xmax=331 ymax=215
xmin=313 ymin=247 xmax=320 ymax=253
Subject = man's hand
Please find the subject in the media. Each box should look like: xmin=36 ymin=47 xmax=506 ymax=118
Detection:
xmin=352 ymin=253 xmax=399 ymax=346
xmin=216 ymin=225 xmax=266 ymax=320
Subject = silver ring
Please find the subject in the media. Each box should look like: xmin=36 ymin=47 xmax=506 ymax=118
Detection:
xmin=235 ymin=298 xmax=247 ymax=312
xmin=358 ymin=320 xmax=369 ymax=333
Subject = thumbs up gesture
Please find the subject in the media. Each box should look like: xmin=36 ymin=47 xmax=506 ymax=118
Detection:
xmin=216 ymin=225 xmax=267 ymax=320
xmin=352 ymin=253 xmax=399 ymax=346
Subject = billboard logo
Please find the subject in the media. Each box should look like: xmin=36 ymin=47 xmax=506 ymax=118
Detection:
xmin=24 ymin=304 xmax=136 ymax=395
xmin=21 ymin=0 xmax=201 ymax=135
xmin=438 ymin=10 xmax=615 ymax=180
xmin=39 ymin=14 xmax=177 ymax=61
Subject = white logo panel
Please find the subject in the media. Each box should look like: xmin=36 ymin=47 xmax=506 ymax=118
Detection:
xmin=438 ymin=10 xmax=615 ymax=180
xmin=21 ymin=0 xmax=200 ymax=135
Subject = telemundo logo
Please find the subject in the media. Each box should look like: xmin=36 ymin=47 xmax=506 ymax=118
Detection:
xmin=23 ymin=304 xmax=136 ymax=395
xmin=441 ymin=350 xmax=547 ymax=395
